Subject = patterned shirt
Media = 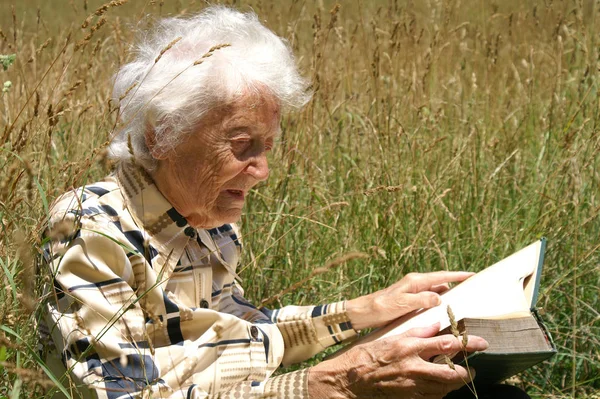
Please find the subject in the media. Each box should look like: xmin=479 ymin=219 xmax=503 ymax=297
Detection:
xmin=41 ymin=162 xmax=358 ymax=399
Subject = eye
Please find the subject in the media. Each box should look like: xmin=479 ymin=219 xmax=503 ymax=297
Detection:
xmin=230 ymin=137 xmax=251 ymax=153
xmin=265 ymin=138 xmax=274 ymax=151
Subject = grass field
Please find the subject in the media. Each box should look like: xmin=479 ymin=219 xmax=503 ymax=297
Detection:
xmin=0 ymin=0 xmax=599 ymax=397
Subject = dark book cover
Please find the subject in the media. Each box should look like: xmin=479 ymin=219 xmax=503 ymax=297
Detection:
xmin=440 ymin=311 xmax=556 ymax=386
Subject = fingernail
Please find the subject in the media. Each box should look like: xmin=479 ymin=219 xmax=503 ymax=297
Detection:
xmin=481 ymin=338 xmax=489 ymax=350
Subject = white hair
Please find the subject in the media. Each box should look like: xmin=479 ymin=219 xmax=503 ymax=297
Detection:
xmin=108 ymin=6 xmax=311 ymax=170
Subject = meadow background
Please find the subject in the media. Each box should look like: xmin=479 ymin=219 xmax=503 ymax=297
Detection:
xmin=0 ymin=0 xmax=599 ymax=397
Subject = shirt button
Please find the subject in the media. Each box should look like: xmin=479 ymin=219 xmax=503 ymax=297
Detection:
xmin=200 ymin=299 xmax=209 ymax=308
xmin=250 ymin=326 xmax=259 ymax=339
xmin=184 ymin=227 xmax=196 ymax=238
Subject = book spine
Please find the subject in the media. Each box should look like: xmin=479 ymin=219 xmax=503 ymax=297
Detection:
xmin=530 ymin=238 xmax=547 ymax=310
xmin=532 ymin=308 xmax=557 ymax=351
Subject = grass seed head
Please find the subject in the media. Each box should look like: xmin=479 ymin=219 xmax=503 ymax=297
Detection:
xmin=447 ymin=305 xmax=459 ymax=338
xmin=444 ymin=355 xmax=456 ymax=370
xmin=155 ymin=37 xmax=182 ymax=63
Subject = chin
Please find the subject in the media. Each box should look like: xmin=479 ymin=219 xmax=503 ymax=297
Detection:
xmin=220 ymin=210 xmax=243 ymax=225
xmin=188 ymin=206 xmax=243 ymax=229
xmin=205 ymin=208 xmax=243 ymax=228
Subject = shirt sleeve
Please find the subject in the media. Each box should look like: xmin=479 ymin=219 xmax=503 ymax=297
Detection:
xmin=231 ymin=282 xmax=359 ymax=366
xmin=45 ymin=231 xmax=315 ymax=399
xmin=262 ymin=301 xmax=358 ymax=366
xmin=43 ymin=223 xmax=317 ymax=399
xmin=43 ymin=201 xmax=355 ymax=399
xmin=44 ymin=226 xmax=162 ymax=397
xmin=184 ymin=369 xmax=309 ymax=398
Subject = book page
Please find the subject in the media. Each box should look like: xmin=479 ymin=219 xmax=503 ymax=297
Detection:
xmin=377 ymin=240 xmax=544 ymax=339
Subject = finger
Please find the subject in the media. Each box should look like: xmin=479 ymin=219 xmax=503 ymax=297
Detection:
xmin=396 ymin=292 xmax=442 ymax=313
xmin=400 ymin=271 xmax=475 ymax=293
xmin=429 ymin=283 xmax=450 ymax=294
xmin=419 ymin=363 xmax=477 ymax=386
xmin=416 ymin=334 xmax=488 ymax=360
xmin=400 ymin=323 xmax=441 ymax=339
xmin=423 ymin=363 xmax=476 ymax=392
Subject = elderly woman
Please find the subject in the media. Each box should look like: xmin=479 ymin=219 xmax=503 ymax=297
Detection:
xmin=42 ymin=6 xmax=530 ymax=399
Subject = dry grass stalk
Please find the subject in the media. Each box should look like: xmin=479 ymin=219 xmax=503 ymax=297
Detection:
xmin=127 ymin=133 xmax=135 ymax=158
xmin=118 ymin=82 xmax=138 ymax=102
xmin=13 ymin=123 xmax=29 ymax=153
xmin=23 ymin=160 xmax=34 ymax=202
xmin=0 ymin=3 xmax=597 ymax=396
xmin=63 ymin=80 xmax=83 ymax=98
xmin=83 ymin=0 xmax=129 ymax=28
xmin=14 ymin=229 xmax=36 ymax=314
xmin=193 ymin=43 xmax=231 ymax=66
xmin=364 ymin=185 xmax=403 ymax=196
xmin=0 ymin=335 xmax=22 ymax=351
xmin=95 ymin=0 xmax=128 ymax=16
xmin=33 ymin=91 xmax=40 ymax=117
xmin=90 ymin=17 xmax=107 ymax=35
xmin=90 ymin=39 xmax=102 ymax=58
xmin=447 ymin=305 xmax=459 ymax=338
xmin=444 ymin=355 xmax=456 ymax=370
xmin=76 ymin=17 xmax=107 ymax=50
xmin=261 ymin=252 xmax=369 ymax=306
xmin=11 ymin=5 xmax=17 ymax=44
xmin=462 ymin=330 xmax=469 ymax=347
xmin=327 ymin=3 xmax=341 ymax=30
xmin=78 ymin=104 xmax=94 ymax=117
xmin=446 ymin=305 xmax=478 ymax=398
xmin=155 ymin=37 xmax=182 ymax=63
xmin=0 ymin=362 xmax=55 ymax=389
xmin=27 ymin=38 xmax=52 ymax=63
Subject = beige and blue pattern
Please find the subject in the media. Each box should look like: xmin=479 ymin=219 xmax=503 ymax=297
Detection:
xmin=41 ymin=162 xmax=357 ymax=399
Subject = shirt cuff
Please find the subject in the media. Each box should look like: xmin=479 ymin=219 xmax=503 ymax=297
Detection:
xmin=312 ymin=301 xmax=359 ymax=348
xmin=264 ymin=368 xmax=309 ymax=399
xmin=185 ymin=370 xmax=308 ymax=398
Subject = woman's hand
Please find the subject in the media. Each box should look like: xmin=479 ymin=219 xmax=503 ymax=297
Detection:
xmin=346 ymin=271 xmax=474 ymax=330
xmin=308 ymin=324 xmax=488 ymax=399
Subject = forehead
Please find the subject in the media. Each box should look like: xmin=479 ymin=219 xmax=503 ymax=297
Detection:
xmin=224 ymin=91 xmax=281 ymax=123
xmin=182 ymin=91 xmax=281 ymax=150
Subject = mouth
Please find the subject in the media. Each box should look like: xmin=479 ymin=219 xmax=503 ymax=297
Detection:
xmin=224 ymin=189 xmax=245 ymax=201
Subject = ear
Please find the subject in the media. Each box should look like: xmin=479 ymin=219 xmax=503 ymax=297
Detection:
xmin=144 ymin=126 xmax=169 ymax=160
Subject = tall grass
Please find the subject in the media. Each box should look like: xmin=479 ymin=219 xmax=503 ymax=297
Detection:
xmin=0 ymin=0 xmax=598 ymax=397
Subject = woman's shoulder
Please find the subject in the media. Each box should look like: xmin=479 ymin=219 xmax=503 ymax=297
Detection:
xmin=46 ymin=176 xmax=124 ymax=239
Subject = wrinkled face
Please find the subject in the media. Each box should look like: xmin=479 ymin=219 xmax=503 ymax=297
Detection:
xmin=150 ymin=93 xmax=280 ymax=228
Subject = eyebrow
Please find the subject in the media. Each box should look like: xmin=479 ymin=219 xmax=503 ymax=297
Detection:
xmin=226 ymin=126 xmax=251 ymax=136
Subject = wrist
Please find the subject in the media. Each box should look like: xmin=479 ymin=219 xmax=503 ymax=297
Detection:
xmin=345 ymin=296 xmax=374 ymax=331
xmin=308 ymin=361 xmax=351 ymax=399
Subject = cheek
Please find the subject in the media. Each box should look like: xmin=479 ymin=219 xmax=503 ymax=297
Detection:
xmin=174 ymin=160 xmax=213 ymax=202
xmin=198 ymin=152 xmax=233 ymax=197
xmin=215 ymin=149 xmax=246 ymax=180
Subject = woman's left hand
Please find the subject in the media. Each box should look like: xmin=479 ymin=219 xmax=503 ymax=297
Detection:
xmin=345 ymin=271 xmax=474 ymax=331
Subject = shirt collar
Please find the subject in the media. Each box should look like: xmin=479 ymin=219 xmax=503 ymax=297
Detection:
xmin=115 ymin=161 xmax=191 ymax=251
xmin=114 ymin=161 xmax=240 ymax=279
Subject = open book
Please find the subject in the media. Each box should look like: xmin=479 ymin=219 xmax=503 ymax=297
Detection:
xmin=346 ymin=239 xmax=556 ymax=386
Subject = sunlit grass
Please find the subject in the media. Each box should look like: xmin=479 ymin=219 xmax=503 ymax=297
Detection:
xmin=0 ymin=0 xmax=598 ymax=397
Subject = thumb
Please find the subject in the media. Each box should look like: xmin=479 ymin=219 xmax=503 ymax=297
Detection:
xmin=401 ymin=322 xmax=441 ymax=339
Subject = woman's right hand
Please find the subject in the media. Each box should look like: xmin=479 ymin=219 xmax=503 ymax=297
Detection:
xmin=307 ymin=323 xmax=488 ymax=399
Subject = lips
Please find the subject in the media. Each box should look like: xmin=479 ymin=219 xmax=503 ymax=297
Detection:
xmin=225 ymin=189 xmax=245 ymax=200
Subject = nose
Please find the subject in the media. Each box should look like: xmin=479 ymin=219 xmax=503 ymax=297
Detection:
xmin=245 ymin=152 xmax=269 ymax=181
